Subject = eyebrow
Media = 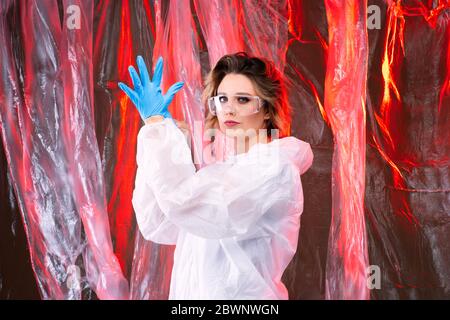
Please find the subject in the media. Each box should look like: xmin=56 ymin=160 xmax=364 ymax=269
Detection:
xmin=217 ymin=92 xmax=254 ymax=96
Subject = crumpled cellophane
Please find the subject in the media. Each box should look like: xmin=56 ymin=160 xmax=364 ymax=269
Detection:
xmin=0 ymin=0 xmax=448 ymax=300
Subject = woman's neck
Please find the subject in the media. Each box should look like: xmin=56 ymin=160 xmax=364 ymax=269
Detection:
xmin=235 ymin=134 xmax=272 ymax=155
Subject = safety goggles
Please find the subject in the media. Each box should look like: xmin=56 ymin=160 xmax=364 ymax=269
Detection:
xmin=207 ymin=94 xmax=264 ymax=116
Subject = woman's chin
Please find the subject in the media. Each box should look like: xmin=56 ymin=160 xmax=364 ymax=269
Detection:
xmin=222 ymin=128 xmax=245 ymax=138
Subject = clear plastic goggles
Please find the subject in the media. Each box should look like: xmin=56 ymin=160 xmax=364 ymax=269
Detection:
xmin=207 ymin=94 xmax=263 ymax=116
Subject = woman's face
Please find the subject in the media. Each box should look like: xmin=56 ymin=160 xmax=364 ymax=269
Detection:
xmin=216 ymin=73 xmax=270 ymax=139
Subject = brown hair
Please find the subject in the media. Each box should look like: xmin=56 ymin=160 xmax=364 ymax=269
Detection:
xmin=202 ymin=52 xmax=291 ymax=138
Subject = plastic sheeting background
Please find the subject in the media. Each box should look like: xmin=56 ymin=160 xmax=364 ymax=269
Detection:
xmin=0 ymin=0 xmax=449 ymax=299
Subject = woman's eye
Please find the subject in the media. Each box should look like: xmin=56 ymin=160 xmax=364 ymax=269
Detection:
xmin=218 ymin=96 xmax=228 ymax=103
xmin=237 ymin=97 xmax=250 ymax=104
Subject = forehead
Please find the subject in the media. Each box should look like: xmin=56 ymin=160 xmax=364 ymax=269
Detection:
xmin=217 ymin=73 xmax=256 ymax=95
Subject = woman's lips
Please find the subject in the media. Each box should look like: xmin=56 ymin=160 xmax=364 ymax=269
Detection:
xmin=224 ymin=120 xmax=240 ymax=127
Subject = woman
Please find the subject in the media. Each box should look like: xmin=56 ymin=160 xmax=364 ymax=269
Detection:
xmin=119 ymin=52 xmax=313 ymax=299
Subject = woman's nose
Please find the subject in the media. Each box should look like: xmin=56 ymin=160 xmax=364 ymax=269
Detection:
xmin=225 ymin=109 xmax=236 ymax=116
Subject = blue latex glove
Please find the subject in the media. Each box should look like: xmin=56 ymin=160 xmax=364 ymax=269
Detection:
xmin=118 ymin=56 xmax=184 ymax=120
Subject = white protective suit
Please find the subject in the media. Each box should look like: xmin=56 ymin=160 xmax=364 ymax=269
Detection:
xmin=132 ymin=118 xmax=314 ymax=299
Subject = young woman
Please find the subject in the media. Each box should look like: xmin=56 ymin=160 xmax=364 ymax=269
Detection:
xmin=119 ymin=52 xmax=313 ymax=299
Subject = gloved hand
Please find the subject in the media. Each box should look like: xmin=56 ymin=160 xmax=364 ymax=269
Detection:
xmin=118 ymin=55 xmax=184 ymax=120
